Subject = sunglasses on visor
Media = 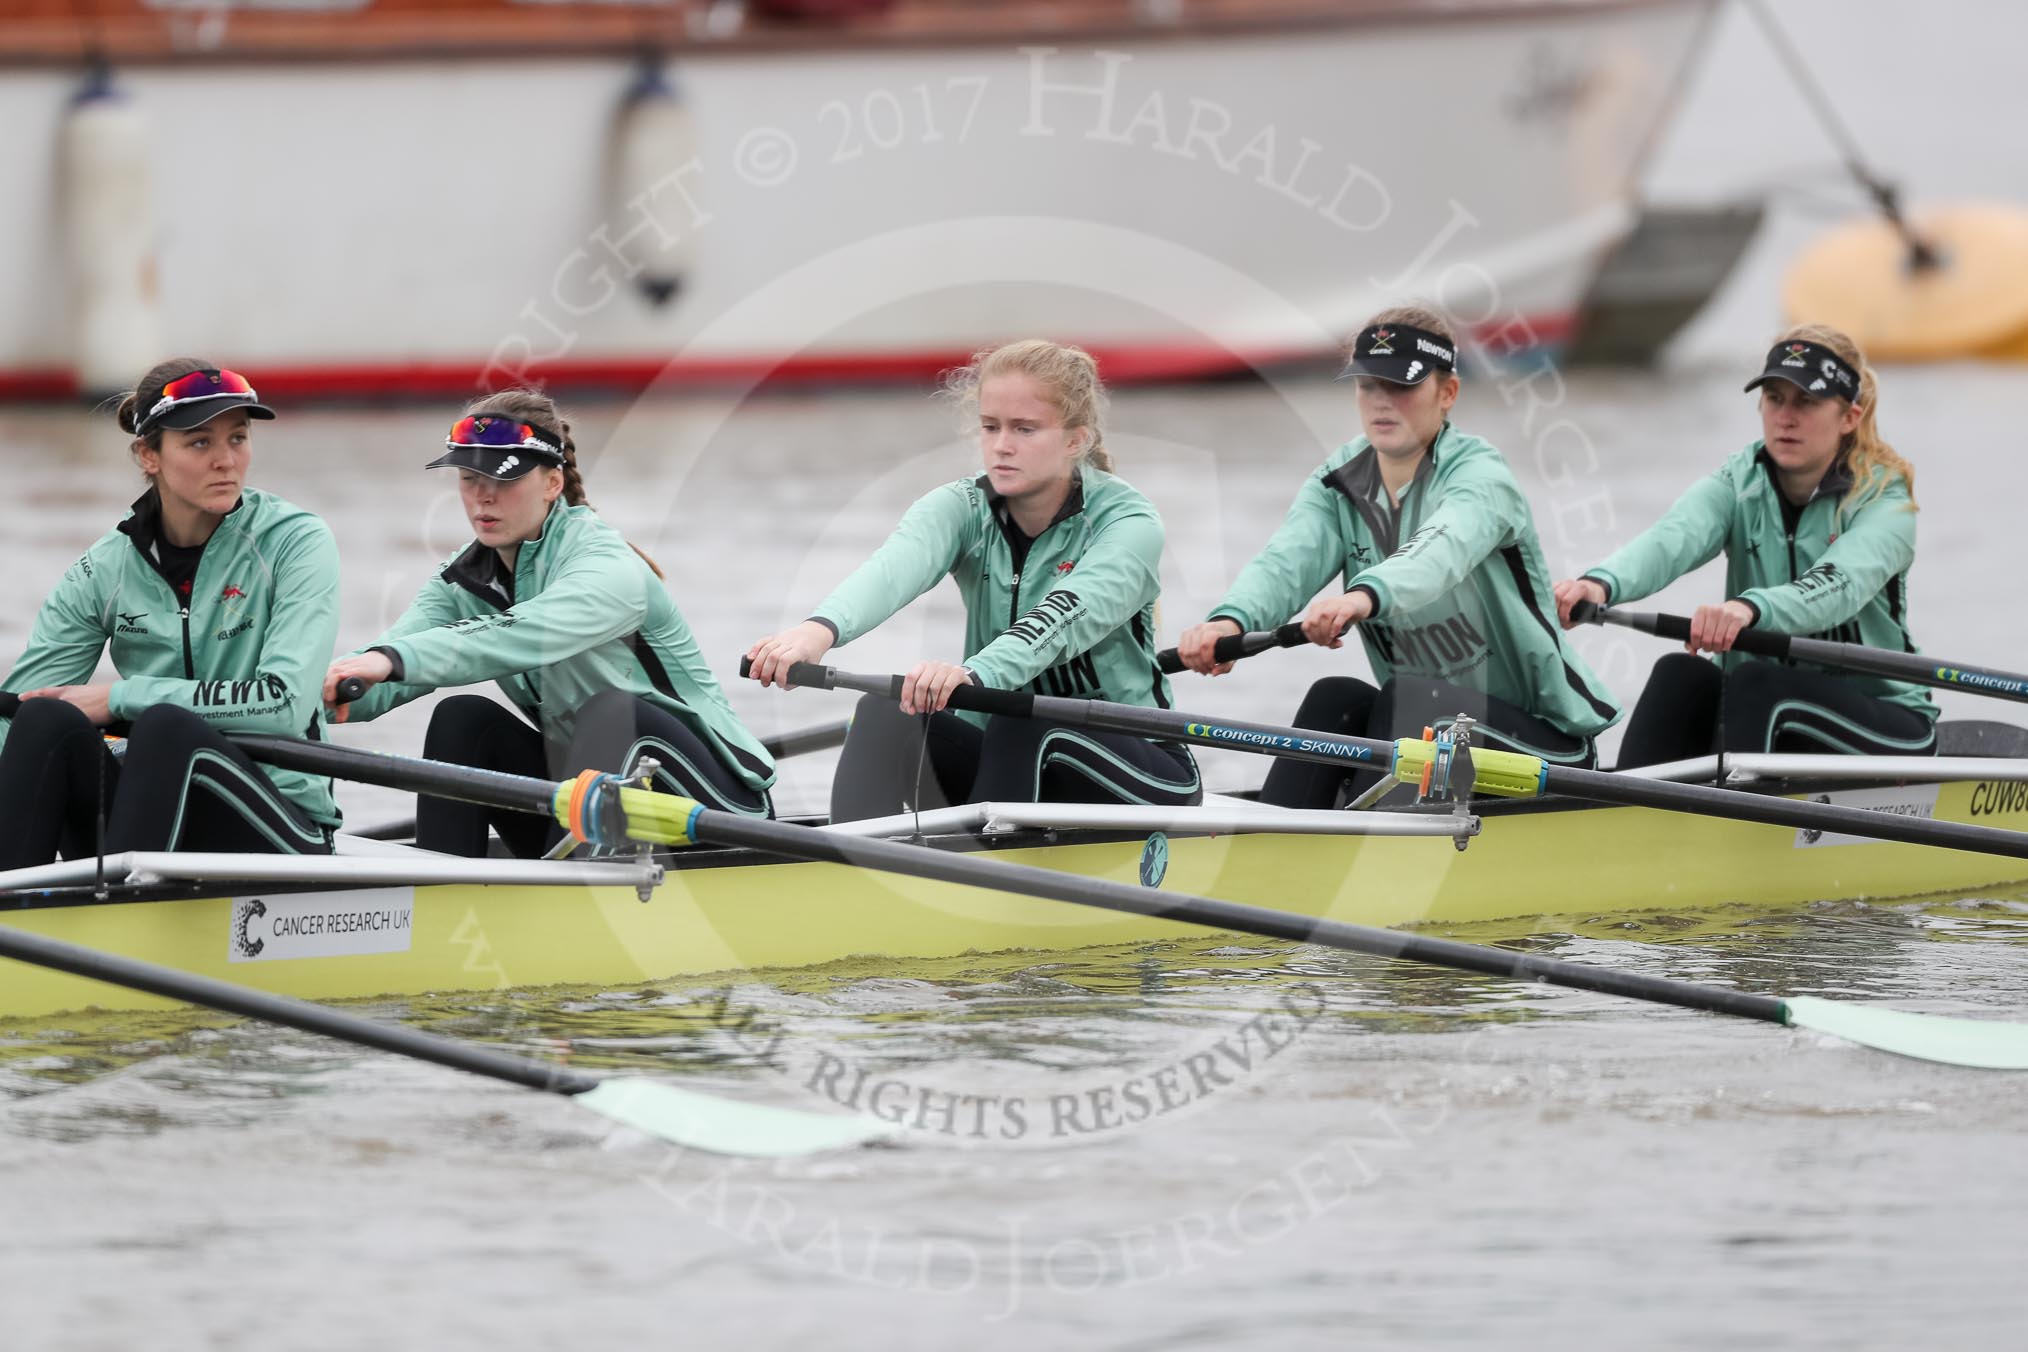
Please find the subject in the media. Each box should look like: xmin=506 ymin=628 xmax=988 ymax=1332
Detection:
xmin=138 ymin=368 xmax=260 ymax=430
xmin=445 ymin=415 xmax=565 ymax=458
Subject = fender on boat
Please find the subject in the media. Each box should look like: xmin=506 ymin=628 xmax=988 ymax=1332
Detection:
xmin=1783 ymin=203 xmax=2028 ymax=361
xmin=605 ymin=61 xmax=699 ymax=308
xmin=61 ymin=66 xmax=162 ymax=398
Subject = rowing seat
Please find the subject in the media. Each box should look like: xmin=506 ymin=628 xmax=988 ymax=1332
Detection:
xmin=1936 ymin=720 xmax=2028 ymax=757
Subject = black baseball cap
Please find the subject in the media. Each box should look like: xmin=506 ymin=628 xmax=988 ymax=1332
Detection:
xmin=1744 ymin=339 xmax=1861 ymax=400
xmin=1344 ymin=322 xmax=1458 ymax=385
xmin=426 ymin=414 xmax=568 ymax=481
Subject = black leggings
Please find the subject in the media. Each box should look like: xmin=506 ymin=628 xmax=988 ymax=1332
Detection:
xmin=417 ymin=690 xmax=772 ymax=857
xmin=0 ymin=699 xmax=332 ymax=870
xmin=1259 ymin=676 xmax=1596 ymax=810
xmin=1616 ymin=653 xmax=1939 ymax=769
xmin=828 ymin=694 xmax=1203 ymax=824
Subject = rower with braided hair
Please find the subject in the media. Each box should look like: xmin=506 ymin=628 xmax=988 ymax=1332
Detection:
xmin=325 ymin=388 xmax=775 ymax=857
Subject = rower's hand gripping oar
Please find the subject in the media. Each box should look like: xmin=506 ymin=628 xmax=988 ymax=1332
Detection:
xmin=1570 ymin=601 xmax=2028 ymax=703
xmin=1154 ymin=622 xmax=1307 ymax=675
xmin=230 ymin=732 xmax=2028 ymax=1071
xmin=738 ymin=658 xmax=2028 ymax=862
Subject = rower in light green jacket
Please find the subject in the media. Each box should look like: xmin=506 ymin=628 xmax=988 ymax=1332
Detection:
xmin=747 ymin=339 xmax=1200 ymax=823
xmin=1176 ymin=304 xmax=1621 ymax=810
xmin=1555 ymin=323 xmax=1936 ymax=767
xmin=325 ymin=388 xmax=775 ymax=858
xmin=0 ymin=359 xmax=341 ymax=870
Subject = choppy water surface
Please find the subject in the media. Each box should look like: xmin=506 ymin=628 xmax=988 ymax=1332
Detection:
xmin=5 ymin=895 xmax=2028 ymax=1348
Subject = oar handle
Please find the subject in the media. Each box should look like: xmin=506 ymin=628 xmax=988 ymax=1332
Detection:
xmin=744 ymin=656 xmax=1498 ymax=783
xmin=1155 ymin=622 xmax=1308 ymax=675
xmin=1577 ymin=602 xmax=2028 ymax=702
xmin=0 ymin=692 xmax=16 ymax=718
xmin=741 ymin=656 xmax=1041 ymax=719
xmin=1570 ymin=601 xmax=1794 ymax=659
xmin=334 ymin=676 xmax=368 ymax=704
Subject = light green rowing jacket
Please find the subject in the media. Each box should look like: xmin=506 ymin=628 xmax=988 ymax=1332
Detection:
xmin=1583 ymin=443 xmax=1935 ymax=720
xmin=345 ymin=500 xmax=776 ymax=791
xmin=0 ymin=487 xmax=343 ymax=826
xmin=1210 ymin=424 xmax=1622 ymax=739
xmin=811 ymin=466 xmax=1177 ymax=722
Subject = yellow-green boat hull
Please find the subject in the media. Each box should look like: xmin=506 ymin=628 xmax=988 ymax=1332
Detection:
xmin=5 ymin=783 xmax=2027 ymax=1020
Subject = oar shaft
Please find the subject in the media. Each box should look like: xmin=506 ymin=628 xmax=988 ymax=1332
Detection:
xmin=1546 ymin=762 xmax=2028 ymax=858
xmin=1582 ymin=605 xmax=2028 ymax=703
xmin=223 ymin=733 xmax=2028 ymax=1069
xmin=768 ymin=660 xmax=1394 ymax=772
xmin=0 ymin=923 xmax=599 ymax=1095
xmin=763 ymin=718 xmax=851 ymax=759
xmin=1155 ymin=622 xmax=1307 ymax=675
xmin=758 ymin=661 xmax=2028 ymax=860
xmin=680 ymin=806 xmax=1786 ymax=1024
xmin=235 ymin=733 xmax=560 ymax=816
xmin=232 ymin=731 xmax=1783 ymax=1020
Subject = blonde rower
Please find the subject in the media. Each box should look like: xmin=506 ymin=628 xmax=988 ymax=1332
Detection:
xmin=747 ymin=340 xmax=1199 ymax=822
xmin=1555 ymin=324 xmax=1934 ymax=765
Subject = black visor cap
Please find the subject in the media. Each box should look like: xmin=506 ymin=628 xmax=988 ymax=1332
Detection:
xmin=424 ymin=444 xmax=566 ymax=481
xmin=1344 ymin=322 xmax=1458 ymax=385
xmin=1743 ymin=339 xmax=1861 ymax=400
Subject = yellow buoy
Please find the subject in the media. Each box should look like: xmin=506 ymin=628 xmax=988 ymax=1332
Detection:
xmin=1782 ymin=204 xmax=2028 ymax=361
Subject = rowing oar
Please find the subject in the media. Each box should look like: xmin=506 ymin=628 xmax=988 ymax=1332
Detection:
xmin=1571 ymin=602 xmax=2028 ymax=703
xmin=230 ymin=732 xmax=2028 ymax=1070
xmin=0 ymin=925 xmax=884 ymax=1158
xmin=326 ymin=677 xmax=847 ymax=839
xmin=741 ymin=659 xmax=2028 ymax=862
xmin=1154 ymin=623 xmax=1306 ymax=675
xmin=328 ymin=676 xmax=850 ymax=760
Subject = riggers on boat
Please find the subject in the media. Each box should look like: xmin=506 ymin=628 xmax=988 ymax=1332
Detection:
xmin=8 ymin=753 xmax=2028 ymax=1021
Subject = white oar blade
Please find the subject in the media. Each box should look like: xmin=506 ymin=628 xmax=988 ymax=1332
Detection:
xmin=1784 ymin=996 xmax=2028 ymax=1070
xmin=575 ymin=1077 xmax=891 ymax=1157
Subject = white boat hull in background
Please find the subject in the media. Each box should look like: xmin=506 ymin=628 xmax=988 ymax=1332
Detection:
xmin=0 ymin=2 xmax=1715 ymax=394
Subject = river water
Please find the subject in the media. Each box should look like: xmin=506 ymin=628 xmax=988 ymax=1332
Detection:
xmin=7 ymin=0 xmax=2028 ymax=1346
